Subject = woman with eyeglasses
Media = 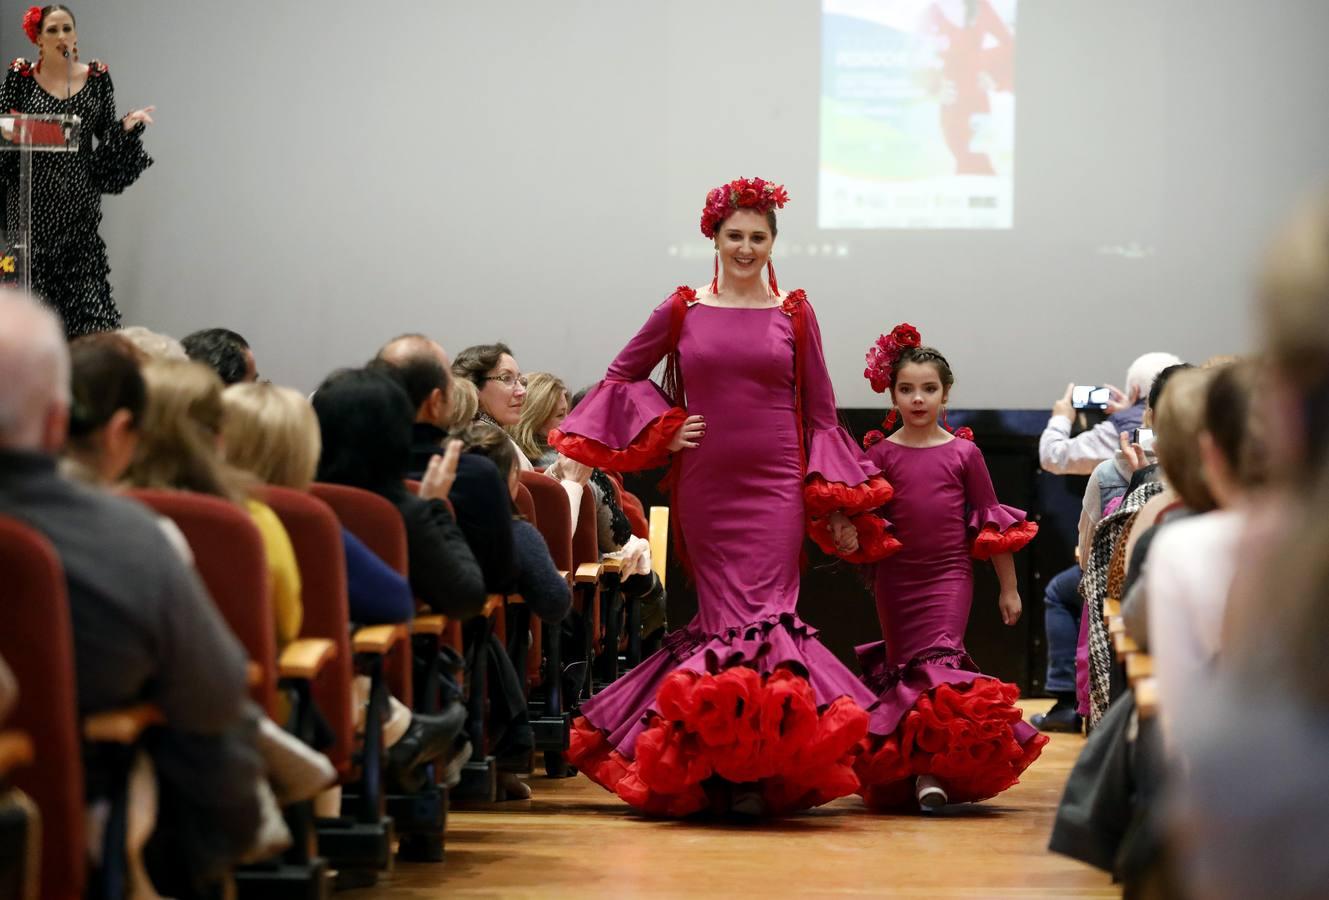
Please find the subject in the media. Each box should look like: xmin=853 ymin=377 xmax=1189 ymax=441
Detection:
xmin=453 ymin=342 xmax=591 ymax=527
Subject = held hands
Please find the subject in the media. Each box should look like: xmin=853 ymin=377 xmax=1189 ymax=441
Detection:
xmin=826 ymin=510 xmax=859 ymax=556
xmin=554 ymin=454 xmax=592 ymax=486
xmin=668 ymin=415 xmax=706 ymax=452
xmin=122 ymin=105 xmax=155 ymax=132
xmin=419 ymin=439 xmax=462 ymax=501
xmin=999 ymin=588 xmax=1022 ymax=626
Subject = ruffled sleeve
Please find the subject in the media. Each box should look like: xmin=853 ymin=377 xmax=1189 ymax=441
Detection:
xmin=88 ymin=64 xmax=153 ymax=195
xmin=549 ymin=290 xmax=690 ymax=472
xmin=961 ymin=439 xmax=1037 ymax=559
xmin=794 ymin=295 xmax=899 ymax=562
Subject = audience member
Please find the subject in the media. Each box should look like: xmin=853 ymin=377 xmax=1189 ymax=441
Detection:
xmin=116 ymin=324 xmax=189 ymax=362
xmin=372 ymin=334 xmax=516 ymax=593
xmin=123 ymin=359 xmax=303 ymax=649
xmin=0 ymin=292 xmax=261 ymax=890
xmin=183 ymin=327 xmax=258 ymax=385
xmin=1039 ymin=352 xmax=1181 ymax=476
xmin=511 ymin=372 xmax=569 ymax=467
xmin=312 ymin=367 xmax=486 ymax=620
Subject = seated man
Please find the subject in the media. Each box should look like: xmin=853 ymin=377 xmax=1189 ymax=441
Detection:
xmin=183 ymin=327 xmax=258 ymax=385
xmin=0 ymin=293 xmax=261 ymax=892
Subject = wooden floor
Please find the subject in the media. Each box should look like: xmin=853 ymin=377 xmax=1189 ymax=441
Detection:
xmin=355 ymin=700 xmax=1113 ymax=899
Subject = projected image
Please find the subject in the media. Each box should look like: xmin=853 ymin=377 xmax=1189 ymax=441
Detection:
xmin=819 ymin=0 xmax=1017 ymax=229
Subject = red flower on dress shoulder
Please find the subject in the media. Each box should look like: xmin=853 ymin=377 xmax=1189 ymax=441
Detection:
xmin=780 ymin=288 xmax=806 ymax=316
xmin=953 ymin=426 xmax=974 ymax=442
xmin=10 ymin=58 xmax=33 ymax=77
xmin=88 ymin=61 xmax=107 ymax=77
xmin=862 ymin=429 xmax=885 ymax=449
xmin=674 ymin=285 xmax=697 ymax=304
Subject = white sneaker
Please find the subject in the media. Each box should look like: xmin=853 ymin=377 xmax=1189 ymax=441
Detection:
xmin=916 ymin=775 xmax=948 ymax=812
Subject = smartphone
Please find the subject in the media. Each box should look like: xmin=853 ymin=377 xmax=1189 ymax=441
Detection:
xmin=1072 ymin=385 xmax=1112 ymax=410
xmin=1132 ymin=427 xmax=1155 ymax=453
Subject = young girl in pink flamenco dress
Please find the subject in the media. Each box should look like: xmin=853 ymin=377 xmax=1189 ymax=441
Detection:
xmin=548 ymin=178 xmax=902 ymax=817
xmin=853 ymin=325 xmax=1048 ymax=812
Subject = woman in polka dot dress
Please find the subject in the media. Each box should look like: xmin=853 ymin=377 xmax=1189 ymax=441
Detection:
xmin=2 ymin=5 xmax=154 ymax=337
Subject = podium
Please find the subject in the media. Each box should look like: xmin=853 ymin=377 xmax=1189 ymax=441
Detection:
xmin=1 ymin=113 xmax=82 ymax=291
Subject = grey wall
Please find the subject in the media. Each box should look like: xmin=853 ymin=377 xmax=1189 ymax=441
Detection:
xmin=7 ymin=1 xmax=1328 ymax=405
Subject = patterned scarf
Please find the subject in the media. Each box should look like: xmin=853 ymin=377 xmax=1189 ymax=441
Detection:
xmin=1082 ymin=480 xmax=1165 ymax=728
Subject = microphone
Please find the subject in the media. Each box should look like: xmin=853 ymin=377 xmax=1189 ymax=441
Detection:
xmin=63 ymin=49 xmax=71 ymax=100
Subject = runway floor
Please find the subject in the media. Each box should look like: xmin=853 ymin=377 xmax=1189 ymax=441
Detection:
xmin=353 ymin=699 xmax=1114 ymax=899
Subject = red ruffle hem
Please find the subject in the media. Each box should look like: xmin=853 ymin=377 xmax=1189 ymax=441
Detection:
xmin=567 ymin=665 xmax=871 ymax=817
xmin=853 ymin=678 xmax=1049 ymax=811
xmin=549 ymin=407 xmax=688 ymax=472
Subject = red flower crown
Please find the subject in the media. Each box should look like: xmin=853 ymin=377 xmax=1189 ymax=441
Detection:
xmin=700 ymin=177 xmax=789 ymax=239
xmin=863 ymin=323 xmax=922 ymax=394
xmin=22 ymin=6 xmax=41 ymax=44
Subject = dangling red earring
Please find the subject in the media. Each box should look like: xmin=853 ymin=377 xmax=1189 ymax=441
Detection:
xmin=941 ymin=406 xmax=951 ymax=432
xmin=711 ymin=251 xmax=719 ymax=295
xmin=884 ymin=409 xmax=898 ymax=430
xmin=767 ymin=258 xmax=779 ymax=297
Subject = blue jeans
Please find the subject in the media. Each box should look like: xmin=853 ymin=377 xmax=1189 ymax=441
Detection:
xmin=1043 ymin=563 xmax=1082 ymax=695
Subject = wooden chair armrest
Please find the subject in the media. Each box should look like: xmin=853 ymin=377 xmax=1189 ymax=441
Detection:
xmin=575 ymin=562 xmax=604 ymax=584
xmin=506 ymin=594 xmax=526 ymax=606
xmin=1126 ymin=652 xmax=1155 ymax=684
xmin=246 ymin=661 xmax=264 ymax=688
xmin=1104 ymin=598 xmax=1121 ymax=621
xmin=412 ymin=614 xmax=447 ymax=636
xmin=558 ymin=570 xmax=572 ymax=587
xmin=1135 ymin=677 xmax=1159 ymax=718
xmin=599 ymin=556 xmax=623 ymax=575
xmin=279 ymin=638 xmax=337 ymax=680
xmin=483 ymin=594 xmax=505 ymax=617
xmin=84 ymin=704 xmax=164 ymax=744
xmin=352 ymin=624 xmax=408 ymax=655
xmin=1108 ymin=617 xmax=1125 ymax=635
xmin=1113 ymin=632 xmax=1140 ymax=659
xmin=0 ymin=731 xmax=34 ymax=778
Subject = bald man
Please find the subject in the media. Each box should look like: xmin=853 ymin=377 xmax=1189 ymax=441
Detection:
xmin=0 ymin=292 xmax=262 ymax=889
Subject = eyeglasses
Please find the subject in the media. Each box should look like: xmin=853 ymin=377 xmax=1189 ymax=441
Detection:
xmin=484 ymin=373 xmax=528 ymax=389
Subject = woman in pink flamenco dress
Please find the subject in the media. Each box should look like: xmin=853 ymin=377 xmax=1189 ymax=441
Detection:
xmin=549 ymin=178 xmax=900 ymax=816
xmin=854 ymin=326 xmax=1047 ymax=812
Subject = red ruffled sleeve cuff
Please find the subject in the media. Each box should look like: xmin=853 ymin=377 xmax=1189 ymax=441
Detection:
xmin=803 ymin=474 xmax=893 ymax=519
xmin=971 ymin=520 xmax=1039 ymax=560
xmin=550 ymin=407 xmax=687 ymax=472
xmin=808 ymin=511 xmax=902 ymax=564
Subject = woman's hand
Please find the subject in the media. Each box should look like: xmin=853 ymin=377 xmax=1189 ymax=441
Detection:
xmin=999 ymin=588 xmax=1022 ymax=626
xmin=1119 ymin=431 xmax=1149 ymax=474
xmin=419 ymin=439 xmax=461 ymax=501
xmin=668 ymin=415 xmax=705 ymax=452
xmin=555 ymin=455 xmax=592 ymax=486
xmin=122 ymin=105 xmax=155 ymax=132
xmin=827 ymin=510 xmax=859 ymax=556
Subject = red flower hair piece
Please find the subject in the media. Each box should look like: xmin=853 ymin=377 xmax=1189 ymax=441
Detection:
xmin=863 ymin=323 xmax=923 ymax=394
xmin=700 ymin=177 xmax=789 ymax=239
xmin=22 ymin=6 xmax=42 ymax=44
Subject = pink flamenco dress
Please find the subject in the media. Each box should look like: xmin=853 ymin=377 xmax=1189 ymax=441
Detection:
xmin=549 ymin=286 xmax=899 ymax=817
xmin=853 ymin=433 xmax=1047 ymax=811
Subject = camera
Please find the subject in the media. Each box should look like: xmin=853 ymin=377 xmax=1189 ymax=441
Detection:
xmin=1071 ymin=385 xmax=1111 ymax=410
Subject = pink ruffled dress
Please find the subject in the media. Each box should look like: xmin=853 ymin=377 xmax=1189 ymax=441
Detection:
xmin=854 ymin=436 xmax=1047 ymax=810
xmin=551 ymin=287 xmax=900 ymax=816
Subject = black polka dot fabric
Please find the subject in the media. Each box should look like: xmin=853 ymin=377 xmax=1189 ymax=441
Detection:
xmin=1 ymin=57 xmax=153 ymax=337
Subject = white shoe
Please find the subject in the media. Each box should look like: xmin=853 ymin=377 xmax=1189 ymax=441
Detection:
xmin=916 ymin=775 xmax=947 ymax=811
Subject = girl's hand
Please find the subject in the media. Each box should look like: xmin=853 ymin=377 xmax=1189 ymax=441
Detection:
xmin=419 ymin=439 xmax=461 ymax=501
xmin=999 ymin=588 xmax=1022 ymax=626
xmin=827 ymin=510 xmax=859 ymax=556
xmin=122 ymin=105 xmax=155 ymax=132
xmin=668 ymin=415 xmax=706 ymax=452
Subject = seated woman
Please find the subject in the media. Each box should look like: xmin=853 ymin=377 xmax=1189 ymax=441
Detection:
xmin=122 ymin=359 xmax=302 ymax=651
xmin=311 ymin=367 xmax=486 ymax=622
xmin=453 ymin=343 xmax=592 ymax=528
xmin=511 ymin=372 xmax=570 ymax=469
xmin=220 ymin=381 xmax=414 ymax=626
